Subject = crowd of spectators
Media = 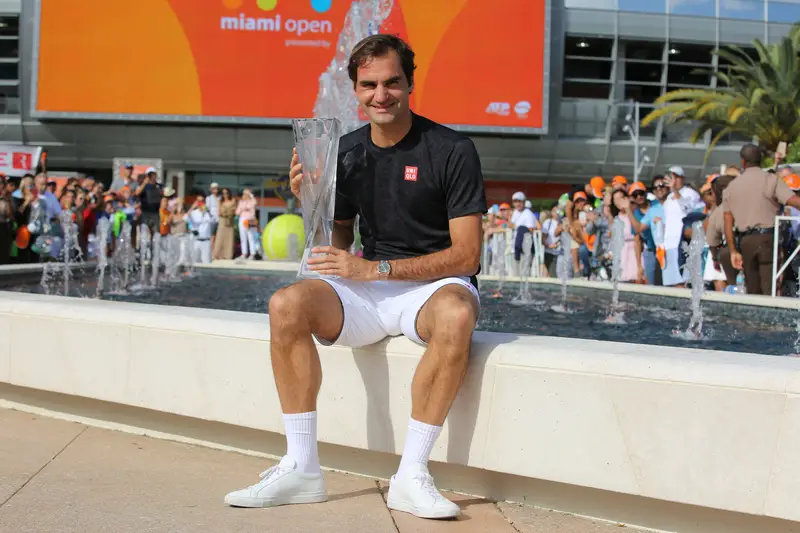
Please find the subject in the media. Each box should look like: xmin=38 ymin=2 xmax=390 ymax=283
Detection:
xmin=483 ymin=143 xmax=800 ymax=297
xmin=0 ymin=164 xmax=265 ymax=268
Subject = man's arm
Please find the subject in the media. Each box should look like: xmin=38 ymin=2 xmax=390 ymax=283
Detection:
xmin=332 ymin=218 xmax=355 ymax=250
xmin=724 ymin=211 xmax=737 ymax=254
xmin=388 ymin=214 xmax=482 ymax=281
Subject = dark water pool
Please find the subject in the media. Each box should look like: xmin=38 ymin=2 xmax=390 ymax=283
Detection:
xmin=1 ymin=269 xmax=796 ymax=355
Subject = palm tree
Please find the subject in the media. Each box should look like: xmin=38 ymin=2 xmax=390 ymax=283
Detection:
xmin=641 ymin=25 xmax=800 ymax=158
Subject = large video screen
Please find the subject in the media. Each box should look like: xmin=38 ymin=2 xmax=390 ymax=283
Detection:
xmin=31 ymin=0 xmax=549 ymax=134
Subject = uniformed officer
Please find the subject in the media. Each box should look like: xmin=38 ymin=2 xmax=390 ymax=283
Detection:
xmin=723 ymin=144 xmax=800 ymax=294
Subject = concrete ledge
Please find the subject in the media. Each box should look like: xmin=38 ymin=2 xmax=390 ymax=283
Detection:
xmin=2 ymin=290 xmax=800 ymax=531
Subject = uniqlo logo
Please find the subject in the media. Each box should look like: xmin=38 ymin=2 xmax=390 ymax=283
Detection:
xmin=404 ymin=166 xmax=418 ymax=182
xmin=13 ymin=152 xmax=33 ymax=170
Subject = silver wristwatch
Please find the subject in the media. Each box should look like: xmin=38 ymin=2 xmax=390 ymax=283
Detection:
xmin=377 ymin=260 xmax=391 ymax=279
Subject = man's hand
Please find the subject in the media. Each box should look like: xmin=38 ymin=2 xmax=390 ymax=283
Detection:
xmin=308 ymin=246 xmax=376 ymax=280
xmin=731 ymin=251 xmax=743 ymax=271
xmin=289 ymin=147 xmax=303 ymax=200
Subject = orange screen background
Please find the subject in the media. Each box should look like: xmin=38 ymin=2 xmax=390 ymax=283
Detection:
xmin=35 ymin=0 xmax=547 ymax=130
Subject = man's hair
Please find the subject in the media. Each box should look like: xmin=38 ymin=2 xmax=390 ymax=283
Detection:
xmin=650 ymin=174 xmax=664 ymax=187
xmin=713 ymin=174 xmax=736 ymax=207
xmin=740 ymin=143 xmax=763 ymax=167
xmin=348 ymin=34 xmax=416 ymax=87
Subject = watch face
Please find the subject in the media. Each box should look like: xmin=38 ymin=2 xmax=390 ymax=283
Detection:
xmin=378 ymin=261 xmax=390 ymax=274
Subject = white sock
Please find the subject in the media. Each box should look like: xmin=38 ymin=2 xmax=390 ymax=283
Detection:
xmin=397 ymin=418 xmax=442 ymax=476
xmin=283 ymin=411 xmax=320 ymax=475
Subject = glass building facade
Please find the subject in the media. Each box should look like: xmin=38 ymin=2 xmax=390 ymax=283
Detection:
xmin=0 ymin=0 xmax=797 ymax=188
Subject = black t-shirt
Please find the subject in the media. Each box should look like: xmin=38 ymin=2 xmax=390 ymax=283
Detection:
xmin=335 ymin=113 xmax=487 ymax=277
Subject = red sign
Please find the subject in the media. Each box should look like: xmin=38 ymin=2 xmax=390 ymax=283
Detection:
xmin=404 ymin=166 xmax=418 ymax=182
xmin=0 ymin=145 xmax=43 ymax=177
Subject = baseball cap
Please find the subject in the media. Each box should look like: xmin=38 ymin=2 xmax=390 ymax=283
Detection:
xmin=573 ymin=191 xmax=588 ymax=202
xmin=124 ymin=163 xmax=133 ymax=169
xmin=499 ymin=202 xmax=511 ymax=209
xmin=668 ymin=165 xmax=685 ymax=176
xmin=146 ymin=166 xmax=157 ymax=174
xmin=511 ymin=191 xmax=526 ymax=201
xmin=210 ymin=182 xmax=220 ymax=189
xmin=589 ymin=176 xmax=605 ymax=197
xmin=612 ymin=175 xmax=628 ymax=186
xmin=628 ymin=181 xmax=647 ymax=194
xmin=524 ymin=200 xmax=532 ymax=209
xmin=784 ymin=173 xmax=800 ymax=191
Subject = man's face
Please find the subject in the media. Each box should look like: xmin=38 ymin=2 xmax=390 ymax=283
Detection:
xmin=355 ymin=51 xmax=412 ymax=127
xmin=512 ymin=199 xmax=524 ymax=211
xmin=211 ymin=186 xmax=219 ymax=196
xmin=34 ymin=175 xmax=46 ymax=192
xmin=780 ymin=167 xmax=793 ymax=179
xmin=653 ymin=179 xmax=668 ymax=201
xmin=632 ymin=190 xmax=646 ymax=206
xmin=124 ymin=167 xmax=133 ymax=178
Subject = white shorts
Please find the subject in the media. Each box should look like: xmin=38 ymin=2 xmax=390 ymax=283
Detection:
xmin=318 ymin=276 xmax=480 ymax=347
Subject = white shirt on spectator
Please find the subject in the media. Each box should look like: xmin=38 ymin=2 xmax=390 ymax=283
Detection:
xmin=511 ymin=208 xmax=537 ymax=230
xmin=205 ymin=194 xmax=220 ymax=222
xmin=185 ymin=209 xmax=213 ymax=240
xmin=663 ymin=186 xmax=702 ymax=249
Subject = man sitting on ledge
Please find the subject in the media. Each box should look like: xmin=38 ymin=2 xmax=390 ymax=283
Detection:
xmin=224 ymin=34 xmax=487 ymax=519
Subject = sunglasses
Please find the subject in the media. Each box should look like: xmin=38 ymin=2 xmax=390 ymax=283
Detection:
xmin=653 ymin=184 xmax=667 ymax=189
xmin=632 ymin=191 xmax=646 ymax=197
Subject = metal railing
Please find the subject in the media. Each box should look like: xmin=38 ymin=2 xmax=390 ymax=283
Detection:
xmin=771 ymin=216 xmax=800 ymax=297
xmin=482 ymin=229 xmax=546 ymax=278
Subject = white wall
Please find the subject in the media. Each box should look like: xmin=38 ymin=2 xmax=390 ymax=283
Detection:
xmin=2 ymin=291 xmax=800 ymax=526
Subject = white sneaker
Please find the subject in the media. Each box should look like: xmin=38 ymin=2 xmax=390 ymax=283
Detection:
xmin=224 ymin=456 xmax=327 ymax=508
xmin=387 ymin=464 xmax=460 ymax=519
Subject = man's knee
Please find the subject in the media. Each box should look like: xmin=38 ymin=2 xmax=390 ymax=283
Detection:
xmin=428 ymin=287 xmax=478 ymax=342
xmin=269 ymin=280 xmax=343 ymax=340
xmin=269 ymin=283 xmax=310 ymax=329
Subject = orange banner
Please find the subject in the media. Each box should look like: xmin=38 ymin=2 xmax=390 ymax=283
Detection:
xmin=34 ymin=0 xmax=547 ymax=132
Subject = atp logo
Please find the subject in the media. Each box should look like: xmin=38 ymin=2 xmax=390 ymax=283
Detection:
xmin=223 ymin=0 xmax=332 ymax=13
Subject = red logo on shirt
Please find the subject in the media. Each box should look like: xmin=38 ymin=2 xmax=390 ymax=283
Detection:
xmin=404 ymin=166 xmax=418 ymax=182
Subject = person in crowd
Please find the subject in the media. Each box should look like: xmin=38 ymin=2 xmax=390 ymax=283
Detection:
xmin=0 ymin=179 xmax=12 ymax=264
xmin=699 ymin=176 xmax=728 ymax=291
xmin=564 ymin=191 xmax=589 ymax=277
xmin=541 ymin=202 xmax=562 ymax=277
xmin=12 ymin=179 xmax=36 ymax=264
xmin=661 ymin=165 xmax=703 ymax=287
xmin=110 ymin=163 xmax=135 ymax=191
xmin=186 ymin=198 xmax=213 ymax=264
xmin=158 ymin=196 xmax=171 ymax=238
xmin=34 ymin=174 xmax=62 ymax=222
xmin=170 ymin=197 xmax=190 ymax=265
xmin=585 ymin=176 xmax=605 ymax=208
xmin=724 ymin=144 xmax=800 ymax=295
xmin=706 ymin=173 xmax=738 ymax=289
xmin=205 ymin=182 xmax=220 ymax=253
xmin=135 ymin=170 xmax=163 ymax=234
xmin=509 ymin=191 xmax=539 ymax=275
xmin=225 ymin=34 xmax=485 ymax=519
xmin=627 ymin=181 xmax=658 ymax=285
xmin=235 ymin=188 xmax=258 ymax=259
xmin=609 ymin=189 xmax=638 ymax=282
xmin=213 ymin=188 xmax=236 ymax=260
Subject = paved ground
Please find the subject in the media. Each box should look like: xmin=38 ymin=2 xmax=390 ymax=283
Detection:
xmin=0 ymin=408 xmax=628 ymax=533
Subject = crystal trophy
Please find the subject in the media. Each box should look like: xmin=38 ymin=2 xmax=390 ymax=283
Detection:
xmin=293 ymin=118 xmax=341 ymax=279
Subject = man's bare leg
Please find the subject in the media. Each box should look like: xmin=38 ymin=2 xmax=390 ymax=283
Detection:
xmin=268 ymin=280 xmax=343 ymax=473
xmin=387 ymin=284 xmax=478 ymax=518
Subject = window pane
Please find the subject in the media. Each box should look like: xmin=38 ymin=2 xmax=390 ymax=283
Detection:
xmin=619 ymin=0 xmax=667 ymax=12
xmin=0 ymin=40 xmax=18 ymax=59
xmin=669 ymin=0 xmax=715 ymax=16
xmin=565 ymin=0 xmax=617 ymax=9
xmin=0 ymin=85 xmax=18 ymax=115
xmin=0 ymin=63 xmax=18 ymax=80
xmin=668 ymin=64 xmax=712 ymax=85
xmin=559 ymin=100 xmax=611 ymax=138
xmin=624 ymin=40 xmax=664 ymax=61
xmin=563 ymin=80 xmax=611 ymax=99
xmin=768 ymin=1 xmax=800 ymax=23
xmin=565 ymin=36 xmax=614 ymax=58
xmin=624 ymin=83 xmax=663 ymax=103
xmin=624 ymin=61 xmax=664 ymax=82
xmin=720 ymin=0 xmax=764 ymax=20
xmin=564 ymin=58 xmax=613 ymax=80
xmin=667 ymin=42 xmax=714 ymax=63
xmin=0 ymin=16 xmax=19 ymax=37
